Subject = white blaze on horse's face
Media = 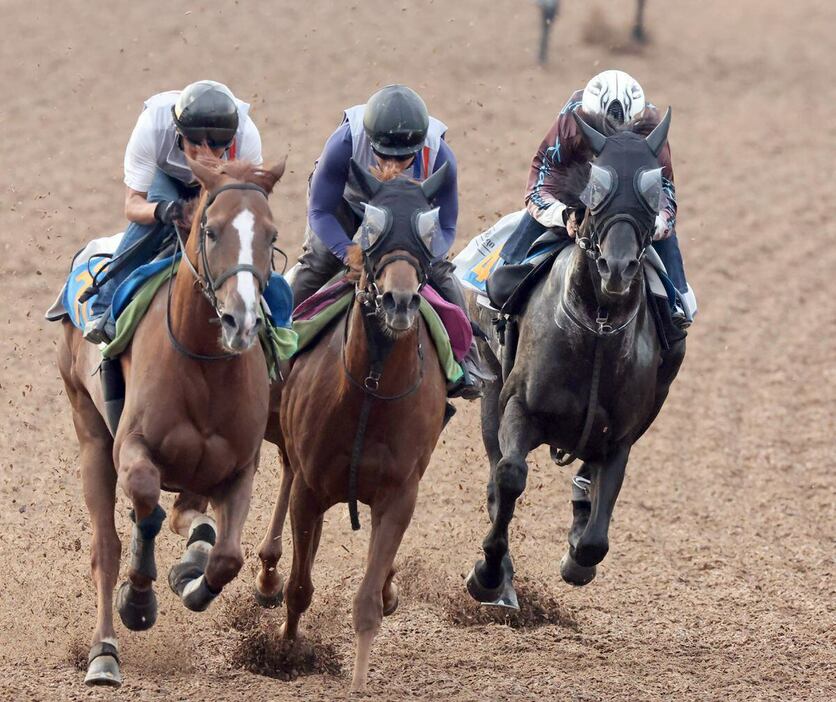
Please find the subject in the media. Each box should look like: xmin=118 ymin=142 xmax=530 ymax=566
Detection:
xmin=218 ymin=207 xmax=262 ymax=352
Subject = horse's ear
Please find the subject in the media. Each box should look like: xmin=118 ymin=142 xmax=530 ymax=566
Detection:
xmin=573 ymin=111 xmax=607 ymax=157
xmin=350 ymin=158 xmax=382 ymax=198
xmin=421 ymin=162 xmax=449 ymax=201
xmin=254 ymin=155 xmax=288 ymax=195
xmin=646 ymin=107 xmax=672 ymax=157
xmin=186 ymin=152 xmax=224 ymax=191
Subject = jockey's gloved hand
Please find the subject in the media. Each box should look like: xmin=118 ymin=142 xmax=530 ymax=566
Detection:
xmin=535 ymin=202 xmax=567 ymax=230
xmin=154 ymin=200 xmax=185 ymax=227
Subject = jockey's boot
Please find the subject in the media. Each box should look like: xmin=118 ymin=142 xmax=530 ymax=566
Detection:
xmin=83 ymin=311 xmax=116 ymax=345
xmin=447 ymin=342 xmax=496 ymax=400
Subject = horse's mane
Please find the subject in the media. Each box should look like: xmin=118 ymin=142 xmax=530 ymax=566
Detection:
xmin=371 ymin=160 xmax=416 ymax=183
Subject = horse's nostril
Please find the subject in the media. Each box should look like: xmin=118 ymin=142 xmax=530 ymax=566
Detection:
xmin=597 ymin=259 xmax=611 ymax=277
xmin=624 ymin=259 xmax=639 ymax=278
xmin=381 ymin=292 xmax=396 ymax=313
xmin=252 ymin=317 xmax=263 ymax=331
xmin=408 ymin=294 xmax=421 ymax=312
xmin=220 ymin=313 xmax=238 ymax=331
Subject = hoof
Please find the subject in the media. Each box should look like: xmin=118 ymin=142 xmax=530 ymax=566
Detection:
xmin=84 ymin=642 xmax=122 ymax=688
xmin=382 ymin=583 xmax=399 ymax=617
xmin=84 ymin=656 xmax=122 ymax=688
xmin=560 ymin=551 xmax=596 ymax=587
xmin=116 ymin=581 xmax=157 ymax=631
xmin=465 ymin=567 xmax=519 ymax=610
xmin=253 ymin=584 xmax=283 ymax=609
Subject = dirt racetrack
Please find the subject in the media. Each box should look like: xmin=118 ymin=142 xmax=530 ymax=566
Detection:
xmin=1 ymin=0 xmax=834 ymax=699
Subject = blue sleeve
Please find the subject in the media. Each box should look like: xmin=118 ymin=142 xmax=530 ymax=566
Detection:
xmin=432 ymin=140 xmax=458 ymax=256
xmin=308 ymin=123 xmax=354 ymax=262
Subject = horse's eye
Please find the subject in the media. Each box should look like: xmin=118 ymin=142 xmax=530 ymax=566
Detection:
xmin=269 ymin=230 xmax=278 ymax=245
xmin=204 ymin=227 xmax=217 ymax=242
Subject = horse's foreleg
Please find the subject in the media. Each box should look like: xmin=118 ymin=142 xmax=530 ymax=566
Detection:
xmin=573 ymin=444 xmax=629 ymax=569
xmin=560 ymin=461 xmax=598 ymax=586
xmin=115 ymin=439 xmax=164 ymax=633
xmin=255 ymin=458 xmax=294 ymax=608
xmin=351 ymin=480 xmax=419 ymax=692
xmin=479 ymin=346 xmax=505 ymax=497
xmin=282 ymin=479 xmax=324 ymax=640
xmin=78 ymin=422 xmax=122 ymax=686
xmin=468 ymin=395 xmax=540 ymax=608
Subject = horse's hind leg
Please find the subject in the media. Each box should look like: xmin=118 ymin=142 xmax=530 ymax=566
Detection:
xmin=468 ymin=395 xmax=541 ymax=608
xmin=571 ymin=444 xmax=629 ymax=570
xmin=282 ymin=479 xmax=324 ymax=640
xmin=171 ymin=462 xmax=256 ymax=612
xmin=559 ymin=461 xmax=598 ymax=586
xmin=113 ymin=438 xmax=164 ymax=633
xmin=255 ymin=458 xmax=294 ymax=608
xmin=169 ymin=490 xmax=209 ymax=536
xmin=351 ymin=481 xmax=419 ymax=692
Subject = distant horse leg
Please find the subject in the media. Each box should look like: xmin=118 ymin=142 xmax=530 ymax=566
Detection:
xmin=71 ymin=389 xmax=122 ymax=687
xmin=115 ymin=439 xmax=164 ymax=633
xmin=255 ymin=460 xmax=294 ymax=608
xmin=560 ymin=461 xmax=598 ymax=586
xmin=351 ymin=481 xmax=419 ymax=692
xmin=282 ymin=479 xmax=324 ymax=640
xmin=573 ymin=444 xmax=629 ymax=568
xmin=468 ymin=395 xmax=540 ymax=606
xmin=169 ymin=491 xmax=209 ymax=536
xmin=632 ymin=0 xmax=648 ymax=43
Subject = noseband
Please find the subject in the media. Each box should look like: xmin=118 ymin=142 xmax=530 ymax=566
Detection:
xmin=355 ymin=249 xmax=428 ymax=312
xmin=167 ymin=182 xmax=271 ymax=361
xmin=577 ymin=211 xmax=651 ymax=264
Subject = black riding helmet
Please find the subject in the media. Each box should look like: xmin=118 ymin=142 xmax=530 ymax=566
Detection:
xmin=171 ymin=80 xmax=239 ymax=149
xmin=363 ymin=85 xmax=429 ymax=157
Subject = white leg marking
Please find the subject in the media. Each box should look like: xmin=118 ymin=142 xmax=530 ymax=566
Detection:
xmin=232 ymin=208 xmax=259 ymax=329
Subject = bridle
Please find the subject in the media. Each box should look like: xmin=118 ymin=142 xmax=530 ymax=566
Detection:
xmin=576 ymin=209 xmax=652 ymax=265
xmin=166 ymin=182 xmax=271 ymax=362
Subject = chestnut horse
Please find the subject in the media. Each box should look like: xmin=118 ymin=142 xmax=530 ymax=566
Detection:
xmin=58 ymin=154 xmax=286 ymax=687
xmin=255 ymin=161 xmax=449 ymax=692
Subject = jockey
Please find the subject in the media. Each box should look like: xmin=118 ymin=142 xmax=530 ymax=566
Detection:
xmin=84 ymin=80 xmax=263 ymax=343
xmin=290 ymin=84 xmax=490 ymax=398
xmin=501 ymin=69 xmax=697 ymax=326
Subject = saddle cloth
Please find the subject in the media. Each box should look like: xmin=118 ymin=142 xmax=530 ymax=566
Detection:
xmin=291 ymin=275 xmax=469 ymax=384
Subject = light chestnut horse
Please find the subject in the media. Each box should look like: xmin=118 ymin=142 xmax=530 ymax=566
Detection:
xmin=58 ymin=153 xmax=285 ymax=687
xmin=254 ymin=163 xmax=450 ymax=692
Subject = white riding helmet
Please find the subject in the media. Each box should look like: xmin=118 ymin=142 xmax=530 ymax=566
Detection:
xmin=581 ymin=70 xmax=646 ymax=134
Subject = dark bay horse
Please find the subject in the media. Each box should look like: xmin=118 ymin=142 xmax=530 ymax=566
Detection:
xmin=466 ymin=110 xmax=686 ymax=607
xmin=255 ymin=161 xmax=449 ymax=692
xmin=58 ymin=153 xmax=286 ymax=686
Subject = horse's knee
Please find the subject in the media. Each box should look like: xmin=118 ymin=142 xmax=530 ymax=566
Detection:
xmin=495 ymin=457 xmax=527 ymax=499
xmin=120 ymin=459 xmax=160 ymax=515
xmin=205 ymin=550 xmax=243 ymax=588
